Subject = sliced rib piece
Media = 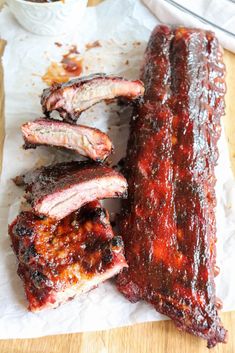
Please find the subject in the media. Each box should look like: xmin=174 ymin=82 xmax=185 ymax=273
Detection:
xmin=9 ymin=201 xmax=127 ymax=312
xmin=14 ymin=161 xmax=127 ymax=220
xmin=22 ymin=119 xmax=113 ymax=162
xmin=41 ymin=73 xmax=145 ymax=123
xmin=116 ymin=26 xmax=227 ymax=348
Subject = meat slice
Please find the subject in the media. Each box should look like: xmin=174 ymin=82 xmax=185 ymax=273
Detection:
xmin=9 ymin=201 xmax=127 ymax=312
xmin=22 ymin=119 xmax=113 ymax=162
xmin=116 ymin=26 xmax=227 ymax=347
xmin=41 ymin=73 xmax=145 ymax=123
xmin=14 ymin=161 xmax=127 ymax=220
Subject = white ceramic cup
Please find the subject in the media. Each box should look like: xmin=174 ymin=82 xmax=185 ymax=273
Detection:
xmin=6 ymin=0 xmax=88 ymax=36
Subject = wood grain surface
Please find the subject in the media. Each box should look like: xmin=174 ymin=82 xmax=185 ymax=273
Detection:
xmin=0 ymin=1 xmax=234 ymax=352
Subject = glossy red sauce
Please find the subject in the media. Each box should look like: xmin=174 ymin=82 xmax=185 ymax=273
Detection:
xmin=117 ymin=26 xmax=227 ymax=347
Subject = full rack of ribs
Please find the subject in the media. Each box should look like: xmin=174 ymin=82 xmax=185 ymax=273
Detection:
xmin=21 ymin=119 xmax=113 ymax=162
xmin=9 ymin=201 xmax=127 ymax=312
xmin=14 ymin=161 xmax=127 ymax=220
xmin=41 ymin=73 xmax=145 ymax=123
xmin=116 ymin=26 xmax=227 ymax=347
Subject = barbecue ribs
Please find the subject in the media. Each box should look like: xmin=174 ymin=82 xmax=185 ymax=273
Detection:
xmin=9 ymin=201 xmax=127 ymax=312
xmin=14 ymin=161 xmax=128 ymax=220
xmin=22 ymin=119 xmax=113 ymax=162
xmin=41 ymin=73 xmax=145 ymax=123
xmin=116 ymin=26 xmax=227 ymax=347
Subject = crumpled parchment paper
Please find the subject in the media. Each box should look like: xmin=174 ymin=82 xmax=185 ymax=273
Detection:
xmin=0 ymin=0 xmax=234 ymax=339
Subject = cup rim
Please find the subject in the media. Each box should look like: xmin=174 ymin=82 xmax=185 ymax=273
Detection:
xmin=8 ymin=0 xmax=79 ymax=7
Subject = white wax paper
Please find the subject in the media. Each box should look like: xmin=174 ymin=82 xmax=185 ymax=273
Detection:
xmin=0 ymin=0 xmax=235 ymax=339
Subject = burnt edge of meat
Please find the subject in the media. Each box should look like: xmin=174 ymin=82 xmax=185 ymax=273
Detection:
xmin=13 ymin=161 xmax=128 ymax=199
xmin=13 ymin=161 xmax=101 ymax=188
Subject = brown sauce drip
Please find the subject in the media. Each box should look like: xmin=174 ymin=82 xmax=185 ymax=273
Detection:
xmin=42 ymin=45 xmax=83 ymax=86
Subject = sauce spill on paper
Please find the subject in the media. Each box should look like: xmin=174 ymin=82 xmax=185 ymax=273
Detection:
xmin=42 ymin=45 xmax=83 ymax=86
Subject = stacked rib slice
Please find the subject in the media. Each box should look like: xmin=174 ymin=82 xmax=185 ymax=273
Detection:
xmin=14 ymin=161 xmax=128 ymax=220
xmin=10 ymin=74 xmax=144 ymax=311
xmin=116 ymin=26 xmax=227 ymax=347
xmin=22 ymin=119 xmax=113 ymax=162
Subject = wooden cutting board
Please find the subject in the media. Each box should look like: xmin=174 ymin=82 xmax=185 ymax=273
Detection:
xmin=0 ymin=1 xmax=235 ymax=352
